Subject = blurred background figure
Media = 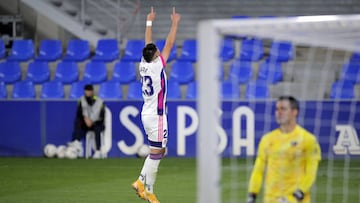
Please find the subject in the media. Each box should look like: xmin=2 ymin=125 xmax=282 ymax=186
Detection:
xmin=68 ymin=84 xmax=106 ymax=159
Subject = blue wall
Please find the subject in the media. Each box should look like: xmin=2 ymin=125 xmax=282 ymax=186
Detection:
xmin=0 ymin=100 xmax=359 ymax=157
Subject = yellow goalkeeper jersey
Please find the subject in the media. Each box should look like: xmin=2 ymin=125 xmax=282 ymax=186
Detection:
xmin=248 ymin=125 xmax=321 ymax=203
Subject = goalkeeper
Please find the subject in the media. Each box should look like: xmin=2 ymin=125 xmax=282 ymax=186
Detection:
xmin=247 ymin=96 xmax=321 ymax=203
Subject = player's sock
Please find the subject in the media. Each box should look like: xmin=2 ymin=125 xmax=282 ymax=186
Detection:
xmin=138 ymin=155 xmax=150 ymax=184
xmin=138 ymin=174 xmax=146 ymax=183
xmin=145 ymin=153 xmax=162 ymax=193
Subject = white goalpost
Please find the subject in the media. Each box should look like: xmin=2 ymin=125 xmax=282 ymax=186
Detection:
xmin=197 ymin=15 xmax=360 ymax=203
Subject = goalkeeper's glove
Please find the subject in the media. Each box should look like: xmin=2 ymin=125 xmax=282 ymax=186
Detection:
xmin=246 ymin=193 xmax=256 ymax=203
xmin=293 ymin=189 xmax=305 ymax=201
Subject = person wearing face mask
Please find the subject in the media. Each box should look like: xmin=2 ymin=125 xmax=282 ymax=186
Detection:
xmin=68 ymin=84 xmax=106 ymax=159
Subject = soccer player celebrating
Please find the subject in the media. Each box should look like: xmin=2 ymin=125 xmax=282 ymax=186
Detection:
xmin=247 ymin=96 xmax=321 ymax=203
xmin=131 ymin=6 xmax=180 ymax=203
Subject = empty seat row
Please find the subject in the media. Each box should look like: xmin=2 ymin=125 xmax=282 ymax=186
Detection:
xmin=0 ymin=79 xmax=184 ymax=100
xmin=0 ymin=38 xmax=179 ymax=63
xmin=1 ymin=78 xmax=356 ymax=100
xmin=1 ymin=39 xmax=119 ymax=62
xmin=229 ymin=59 xmax=283 ymax=84
xmin=1 ymin=38 xmax=358 ymax=66
xmin=0 ymin=37 xmax=294 ymax=64
xmin=0 ymin=39 xmax=90 ymax=62
xmin=187 ymin=79 xmax=358 ymax=99
xmin=187 ymin=80 xmax=270 ymax=99
xmin=168 ymin=80 xmax=271 ymax=99
xmin=229 ymin=57 xmax=360 ymax=86
xmin=0 ymin=59 xmax=194 ymax=85
xmin=0 ymin=57 xmax=283 ymax=87
xmin=2 ymin=56 xmax=358 ymax=91
xmin=0 ymin=60 xmax=137 ymax=85
xmin=178 ymin=38 xmax=294 ymax=63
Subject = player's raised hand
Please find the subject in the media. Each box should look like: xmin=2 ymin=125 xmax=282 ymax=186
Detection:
xmin=170 ymin=7 xmax=181 ymax=24
xmin=147 ymin=6 xmax=156 ymax=21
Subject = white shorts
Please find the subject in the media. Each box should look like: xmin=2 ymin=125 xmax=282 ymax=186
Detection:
xmin=141 ymin=114 xmax=168 ymax=149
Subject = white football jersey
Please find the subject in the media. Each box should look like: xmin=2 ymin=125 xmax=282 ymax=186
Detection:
xmin=139 ymin=55 xmax=167 ymax=115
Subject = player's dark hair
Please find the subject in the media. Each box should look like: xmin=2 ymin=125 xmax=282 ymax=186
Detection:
xmin=84 ymin=84 xmax=94 ymax=91
xmin=278 ymin=96 xmax=299 ymax=110
xmin=142 ymin=43 xmax=157 ymax=63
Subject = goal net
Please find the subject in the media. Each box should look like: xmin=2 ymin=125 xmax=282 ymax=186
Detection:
xmin=197 ymin=15 xmax=360 ymax=203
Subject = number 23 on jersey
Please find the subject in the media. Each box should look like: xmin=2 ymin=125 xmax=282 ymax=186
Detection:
xmin=141 ymin=76 xmax=154 ymax=96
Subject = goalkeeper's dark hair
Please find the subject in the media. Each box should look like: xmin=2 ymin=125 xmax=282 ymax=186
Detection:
xmin=142 ymin=43 xmax=157 ymax=63
xmin=278 ymin=96 xmax=299 ymax=110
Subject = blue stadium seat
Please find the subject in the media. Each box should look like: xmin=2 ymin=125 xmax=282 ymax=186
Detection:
xmin=0 ymin=81 xmax=7 ymax=98
xmin=220 ymin=38 xmax=235 ymax=62
xmin=222 ymin=80 xmax=240 ymax=99
xmin=229 ymin=60 xmax=252 ymax=84
xmin=83 ymin=61 xmax=107 ymax=84
xmin=26 ymin=61 xmax=50 ymax=84
xmin=186 ymin=81 xmax=197 ymax=99
xmin=170 ymin=61 xmax=195 ymax=84
xmin=268 ymin=41 xmax=294 ymax=62
xmin=36 ymin=39 xmax=62 ymax=61
xmin=127 ymin=80 xmax=143 ymax=99
xmin=99 ymin=81 xmax=122 ymax=99
xmin=54 ymin=61 xmax=79 ymax=84
xmin=240 ymin=38 xmax=264 ymax=61
xmin=41 ymin=81 xmax=65 ymax=99
xmin=121 ymin=39 xmax=145 ymax=62
xmin=167 ymin=80 xmax=181 ymax=99
xmin=258 ymin=15 xmax=277 ymax=18
xmin=341 ymin=62 xmax=360 ymax=84
xmin=112 ymin=61 xmax=136 ymax=84
xmin=330 ymin=80 xmax=354 ymax=99
xmin=12 ymin=81 xmax=36 ymax=99
xmin=178 ymin=39 xmax=197 ymax=62
xmin=69 ymin=80 xmax=89 ymax=99
xmin=93 ymin=39 xmax=119 ymax=62
xmin=0 ymin=40 xmax=5 ymax=59
xmin=257 ymin=60 xmax=283 ymax=84
xmin=155 ymin=39 xmax=177 ymax=62
xmin=349 ymin=52 xmax=360 ymax=62
xmin=7 ymin=39 xmax=34 ymax=61
xmin=245 ymin=80 xmax=270 ymax=99
xmin=0 ymin=61 xmax=21 ymax=84
xmin=63 ymin=39 xmax=90 ymax=62
xmin=232 ymin=15 xmax=250 ymax=19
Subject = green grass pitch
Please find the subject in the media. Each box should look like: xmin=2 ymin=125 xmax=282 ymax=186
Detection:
xmin=0 ymin=157 xmax=359 ymax=203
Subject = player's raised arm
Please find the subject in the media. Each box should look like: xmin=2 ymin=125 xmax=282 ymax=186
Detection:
xmin=145 ymin=6 xmax=156 ymax=45
xmin=161 ymin=7 xmax=181 ymax=63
